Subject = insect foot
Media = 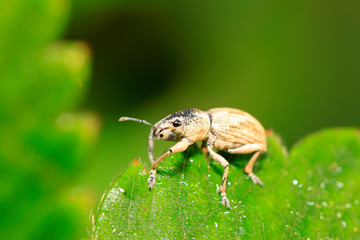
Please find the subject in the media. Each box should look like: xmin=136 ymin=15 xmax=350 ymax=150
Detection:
xmin=221 ymin=192 xmax=230 ymax=209
xmin=248 ymin=172 xmax=263 ymax=186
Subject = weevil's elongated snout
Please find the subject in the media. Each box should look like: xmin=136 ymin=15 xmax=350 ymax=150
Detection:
xmin=148 ymin=125 xmax=179 ymax=163
xmin=162 ymin=132 xmax=177 ymax=141
xmin=152 ymin=127 xmax=176 ymax=140
xmin=152 ymin=128 xmax=177 ymax=141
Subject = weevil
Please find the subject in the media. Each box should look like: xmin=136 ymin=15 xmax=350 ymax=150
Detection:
xmin=119 ymin=108 xmax=267 ymax=208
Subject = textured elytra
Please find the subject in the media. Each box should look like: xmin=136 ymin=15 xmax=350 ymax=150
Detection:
xmin=206 ymin=108 xmax=266 ymax=150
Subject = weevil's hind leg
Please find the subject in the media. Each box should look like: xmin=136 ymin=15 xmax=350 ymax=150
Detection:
xmin=201 ymin=140 xmax=210 ymax=169
xmin=207 ymin=143 xmax=230 ymax=209
xmin=245 ymin=151 xmax=263 ymax=186
xmin=228 ymin=144 xmax=264 ymax=186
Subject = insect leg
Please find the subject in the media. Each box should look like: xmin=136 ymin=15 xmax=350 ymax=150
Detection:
xmin=148 ymin=139 xmax=192 ymax=189
xmin=228 ymin=144 xmax=264 ymax=186
xmin=201 ymin=140 xmax=208 ymax=154
xmin=201 ymin=140 xmax=210 ymax=168
xmin=207 ymin=143 xmax=230 ymax=209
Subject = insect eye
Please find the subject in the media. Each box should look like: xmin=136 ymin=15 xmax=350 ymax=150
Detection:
xmin=172 ymin=120 xmax=181 ymax=127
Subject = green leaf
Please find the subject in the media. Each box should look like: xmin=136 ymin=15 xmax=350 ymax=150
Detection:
xmin=283 ymin=128 xmax=360 ymax=239
xmin=94 ymin=128 xmax=360 ymax=239
xmin=93 ymin=132 xmax=287 ymax=239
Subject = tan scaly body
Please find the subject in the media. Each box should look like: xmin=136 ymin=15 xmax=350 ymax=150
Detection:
xmin=120 ymin=107 xmax=267 ymax=209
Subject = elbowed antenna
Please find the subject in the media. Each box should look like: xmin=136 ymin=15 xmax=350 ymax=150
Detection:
xmin=120 ymin=116 xmax=156 ymax=162
xmin=119 ymin=117 xmax=153 ymax=126
xmin=148 ymin=126 xmax=156 ymax=163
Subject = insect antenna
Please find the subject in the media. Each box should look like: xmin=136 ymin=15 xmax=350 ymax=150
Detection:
xmin=119 ymin=116 xmax=157 ymax=162
xmin=119 ymin=117 xmax=153 ymax=126
xmin=148 ymin=127 xmax=156 ymax=163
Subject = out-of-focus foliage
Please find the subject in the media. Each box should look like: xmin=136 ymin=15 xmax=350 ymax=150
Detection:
xmin=94 ymin=128 xmax=360 ymax=239
xmin=0 ymin=0 xmax=99 ymax=239
xmin=68 ymin=0 xmax=360 ymax=142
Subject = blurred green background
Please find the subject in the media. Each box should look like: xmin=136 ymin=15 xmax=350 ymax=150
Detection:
xmin=1 ymin=0 xmax=359 ymax=239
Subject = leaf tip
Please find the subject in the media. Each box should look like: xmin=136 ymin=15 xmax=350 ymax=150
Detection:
xmin=133 ymin=158 xmax=140 ymax=166
xmin=266 ymin=129 xmax=274 ymax=136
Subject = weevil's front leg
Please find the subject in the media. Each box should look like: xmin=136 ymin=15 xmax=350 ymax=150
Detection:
xmin=148 ymin=138 xmax=192 ymax=189
xmin=207 ymin=143 xmax=230 ymax=209
xmin=228 ymin=144 xmax=264 ymax=186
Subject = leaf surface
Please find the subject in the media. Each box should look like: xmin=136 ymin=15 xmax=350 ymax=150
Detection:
xmin=93 ymin=128 xmax=360 ymax=239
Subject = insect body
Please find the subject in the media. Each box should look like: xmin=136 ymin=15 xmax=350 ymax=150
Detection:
xmin=119 ymin=108 xmax=267 ymax=208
